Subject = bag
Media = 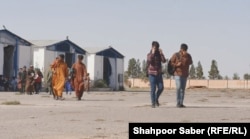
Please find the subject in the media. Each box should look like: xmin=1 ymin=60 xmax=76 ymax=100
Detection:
xmin=167 ymin=53 xmax=180 ymax=76
xmin=167 ymin=60 xmax=175 ymax=76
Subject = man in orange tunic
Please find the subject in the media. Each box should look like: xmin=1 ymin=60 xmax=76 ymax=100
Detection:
xmin=51 ymin=54 xmax=68 ymax=100
xmin=71 ymin=55 xmax=87 ymax=100
xmin=50 ymin=57 xmax=58 ymax=99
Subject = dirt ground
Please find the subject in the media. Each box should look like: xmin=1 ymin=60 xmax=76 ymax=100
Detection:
xmin=0 ymin=88 xmax=250 ymax=139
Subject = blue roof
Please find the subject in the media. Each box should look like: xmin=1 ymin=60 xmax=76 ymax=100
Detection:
xmin=0 ymin=29 xmax=32 ymax=46
xmin=46 ymin=39 xmax=86 ymax=54
xmin=85 ymin=46 xmax=124 ymax=58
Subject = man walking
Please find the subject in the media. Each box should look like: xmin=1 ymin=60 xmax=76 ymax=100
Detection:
xmin=21 ymin=66 xmax=27 ymax=94
xmin=25 ymin=65 xmax=35 ymax=95
xmin=46 ymin=68 xmax=54 ymax=96
xmin=52 ymin=54 xmax=68 ymax=100
xmin=71 ymin=55 xmax=87 ymax=100
xmin=170 ymin=43 xmax=193 ymax=108
xmin=147 ymin=41 xmax=166 ymax=108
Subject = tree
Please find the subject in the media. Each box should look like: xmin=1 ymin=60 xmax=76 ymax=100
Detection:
xmin=141 ymin=59 xmax=147 ymax=77
xmin=135 ymin=59 xmax=141 ymax=77
xmin=233 ymin=73 xmax=240 ymax=80
xmin=243 ymin=73 xmax=250 ymax=80
xmin=218 ymin=75 xmax=223 ymax=80
xmin=127 ymin=58 xmax=137 ymax=78
xmin=196 ymin=61 xmax=204 ymax=79
xmin=224 ymin=75 xmax=230 ymax=80
xmin=189 ymin=64 xmax=196 ymax=79
xmin=208 ymin=60 xmax=221 ymax=79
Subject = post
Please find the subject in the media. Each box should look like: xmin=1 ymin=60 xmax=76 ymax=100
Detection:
xmin=227 ymin=79 xmax=228 ymax=89
xmin=14 ymin=38 xmax=19 ymax=77
xmin=247 ymin=78 xmax=248 ymax=89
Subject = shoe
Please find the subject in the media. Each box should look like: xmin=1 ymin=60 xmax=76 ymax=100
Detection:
xmin=77 ymin=97 xmax=81 ymax=101
xmin=151 ymin=104 xmax=155 ymax=108
xmin=58 ymin=97 xmax=65 ymax=100
xmin=180 ymin=104 xmax=186 ymax=108
xmin=177 ymin=104 xmax=186 ymax=108
xmin=156 ymin=101 xmax=160 ymax=107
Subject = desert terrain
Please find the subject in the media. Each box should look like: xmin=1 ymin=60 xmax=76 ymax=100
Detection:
xmin=0 ymin=88 xmax=250 ymax=139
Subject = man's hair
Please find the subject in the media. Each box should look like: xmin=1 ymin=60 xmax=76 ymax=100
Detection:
xmin=78 ymin=55 xmax=84 ymax=60
xmin=59 ymin=54 xmax=65 ymax=60
xmin=180 ymin=43 xmax=188 ymax=51
xmin=152 ymin=41 xmax=160 ymax=48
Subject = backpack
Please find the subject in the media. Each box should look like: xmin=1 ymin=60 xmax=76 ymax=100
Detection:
xmin=167 ymin=53 xmax=180 ymax=76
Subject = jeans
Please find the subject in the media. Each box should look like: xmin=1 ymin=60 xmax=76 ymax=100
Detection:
xmin=149 ymin=74 xmax=164 ymax=105
xmin=175 ymin=76 xmax=187 ymax=106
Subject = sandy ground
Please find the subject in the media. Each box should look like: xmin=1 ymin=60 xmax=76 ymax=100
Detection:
xmin=0 ymin=88 xmax=250 ymax=139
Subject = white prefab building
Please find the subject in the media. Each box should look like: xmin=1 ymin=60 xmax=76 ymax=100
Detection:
xmin=31 ymin=39 xmax=86 ymax=75
xmin=85 ymin=46 xmax=124 ymax=91
xmin=0 ymin=29 xmax=32 ymax=78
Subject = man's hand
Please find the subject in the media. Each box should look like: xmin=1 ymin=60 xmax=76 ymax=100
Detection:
xmin=159 ymin=48 xmax=163 ymax=55
xmin=151 ymin=47 xmax=156 ymax=54
xmin=176 ymin=62 xmax=181 ymax=67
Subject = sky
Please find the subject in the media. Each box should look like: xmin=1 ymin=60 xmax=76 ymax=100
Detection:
xmin=0 ymin=0 xmax=250 ymax=79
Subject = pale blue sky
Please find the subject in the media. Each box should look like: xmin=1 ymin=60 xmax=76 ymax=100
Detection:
xmin=1 ymin=0 xmax=250 ymax=79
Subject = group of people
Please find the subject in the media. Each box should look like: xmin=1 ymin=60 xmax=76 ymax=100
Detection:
xmin=48 ymin=54 xmax=89 ymax=101
xmin=0 ymin=66 xmax=43 ymax=93
xmin=2 ymin=41 xmax=190 ymax=106
xmin=147 ymin=41 xmax=193 ymax=108
xmin=17 ymin=65 xmax=43 ymax=95
xmin=0 ymin=76 xmax=17 ymax=91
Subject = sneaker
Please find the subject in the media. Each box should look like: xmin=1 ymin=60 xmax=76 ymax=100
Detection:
xmin=58 ymin=97 xmax=65 ymax=100
xmin=180 ymin=104 xmax=186 ymax=108
xmin=54 ymin=96 xmax=58 ymax=100
xmin=176 ymin=104 xmax=181 ymax=108
xmin=151 ymin=104 xmax=156 ymax=108
xmin=156 ymin=101 xmax=160 ymax=107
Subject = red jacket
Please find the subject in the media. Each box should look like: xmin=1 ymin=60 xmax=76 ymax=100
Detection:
xmin=147 ymin=51 xmax=166 ymax=76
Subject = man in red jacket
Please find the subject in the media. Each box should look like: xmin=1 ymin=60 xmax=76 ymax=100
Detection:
xmin=147 ymin=41 xmax=166 ymax=108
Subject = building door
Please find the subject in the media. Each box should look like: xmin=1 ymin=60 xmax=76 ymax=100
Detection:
xmin=65 ymin=53 xmax=73 ymax=68
xmin=3 ymin=45 xmax=15 ymax=78
xmin=103 ymin=57 xmax=112 ymax=86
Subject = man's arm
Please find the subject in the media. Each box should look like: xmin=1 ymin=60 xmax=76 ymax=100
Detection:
xmin=188 ymin=54 xmax=193 ymax=65
xmin=159 ymin=49 xmax=166 ymax=63
xmin=147 ymin=52 xmax=155 ymax=64
xmin=82 ymin=64 xmax=87 ymax=80
xmin=64 ymin=64 xmax=69 ymax=79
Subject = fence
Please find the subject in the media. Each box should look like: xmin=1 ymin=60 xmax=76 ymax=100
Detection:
xmin=128 ymin=78 xmax=250 ymax=89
